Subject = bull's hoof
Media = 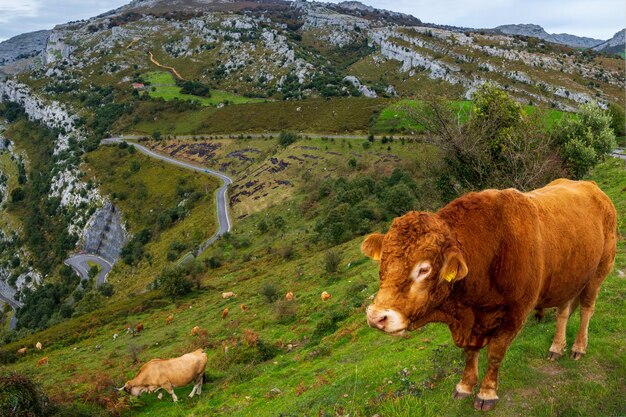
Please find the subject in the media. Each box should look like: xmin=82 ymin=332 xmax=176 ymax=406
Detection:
xmin=547 ymin=350 xmax=562 ymax=361
xmin=453 ymin=389 xmax=471 ymax=400
xmin=473 ymin=397 xmax=497 ymax=411
xmin=570 ymin=350 xmax=585 ymax=360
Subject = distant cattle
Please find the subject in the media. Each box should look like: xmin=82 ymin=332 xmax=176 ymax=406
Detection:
xmin=35 ymin=342 xmax=42 ymax=350
xmin=222 ymin=292 xmax=236 ymax=299
xmin=285 ymin=292 xmax=294 ymax=301
xmin=362 ymin=179 xmax=617 ymax=411
xmin=166 ymin=314 xmax=174 ymax=325
xmin=240 ymin=304 xmax=248 ymax=311
xmin=321 ymin=291 xmax=332 ymax=301
xmin=118 ymin=349 xmax=208 ymax=402
xmin=16 ymin=347 xmax=27 ymax=355
xmin=191 ymin=326 xmax=200 ymax=337
xmin=221 ymin=308 xmax=229 ymax=320
xmin=113 ymin=333 xmax=119 ymax=341
xmin=37 ymin=357 xmax=48 ymax=366
xmin=135 ymin=323 xmax=144 ymax=333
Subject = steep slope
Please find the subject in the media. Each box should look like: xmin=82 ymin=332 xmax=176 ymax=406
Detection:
xmin=593 ymin=29 xmax=626 ymax=56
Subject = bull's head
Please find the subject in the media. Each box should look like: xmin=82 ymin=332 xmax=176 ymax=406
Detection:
xmin=117 ymin=382 xmax=145 ymax=397
xmin=362 ymin=211 xmax=467 ymax=335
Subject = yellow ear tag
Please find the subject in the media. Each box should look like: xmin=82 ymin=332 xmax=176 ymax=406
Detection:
xmin=443 ymin=270 xmax=456 ymax=282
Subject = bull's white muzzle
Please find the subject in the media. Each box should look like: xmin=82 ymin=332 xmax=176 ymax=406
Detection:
xmin=366 ymin=304 xmax=407 ymax=334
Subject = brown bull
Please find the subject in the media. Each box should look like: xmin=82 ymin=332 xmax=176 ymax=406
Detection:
xmin=362 ymin=179 xmax=616 ymax=411
xmin=119 ymin=349 xmax=207 ymax=402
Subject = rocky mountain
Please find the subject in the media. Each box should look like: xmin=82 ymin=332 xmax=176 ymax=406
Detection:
xmin=495 ymin=24 xmax=603 ymax=48
xmin=593 ymin=29 xmax=625 ymax=55
xmin=0 ymin=0 xmax=620 ymax=112
xmin=0 ymin=30 xmax=51 ymax=78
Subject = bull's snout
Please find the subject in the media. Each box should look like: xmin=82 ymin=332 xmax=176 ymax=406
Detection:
xmin=366 ymin=305 xmax=389 ymax=330
xmin=366 ymin=304 xmax=406 ymax=334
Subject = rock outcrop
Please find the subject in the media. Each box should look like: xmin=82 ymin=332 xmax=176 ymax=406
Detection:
xmin=0 ymin=30 xmax=50 ymax=67
xmin=81 ymin=202 xmax=126 ymax=264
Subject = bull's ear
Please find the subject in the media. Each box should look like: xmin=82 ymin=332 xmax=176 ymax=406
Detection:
xmin=361 ymin=233 xmax=384 ymax=261
xmin=440 ymin=249 xmax=468 ymax=282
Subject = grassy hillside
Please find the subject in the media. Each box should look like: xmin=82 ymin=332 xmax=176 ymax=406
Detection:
xmin=119 ymin=97 xmax=391 ymax=136
xmin=82 ymin=144 xmax=221 ymax=296
xmin=144 ymin=71 xmax=265 ymax=106
xmin=2 ymin=146 xmax=624 ymax=416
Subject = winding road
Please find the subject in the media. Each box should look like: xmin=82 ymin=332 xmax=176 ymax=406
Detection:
xmin=0 ymin=292 xmax=20 ymax=330
xmin=101 ymin=137 xmax=232 ymax=255
xmin=64 ymin=254 xmax=112 ymax=286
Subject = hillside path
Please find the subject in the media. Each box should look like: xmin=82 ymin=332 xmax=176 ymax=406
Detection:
xmin=101 ymin=137 xmax=232 ymax=255
xmin=148 ymin=51 xmax=184 ymax=80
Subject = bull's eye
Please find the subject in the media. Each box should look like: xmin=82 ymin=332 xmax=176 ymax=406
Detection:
xmin=410 ymin=261 xmax=432 ymax=282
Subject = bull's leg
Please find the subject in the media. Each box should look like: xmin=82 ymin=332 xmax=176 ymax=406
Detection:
xmin=474 ymin=307 xmax=528 ymax=411
xmin=163 ymin=382 xmax=177 ymax=402
xmin=548 ymin=299 xmax=575 ymax=360
xmin=189 ymin=384 xmax=197 ymax=398
xmin=571 ymin=255 xmax=614 ymax=360
xmin=454 ymin=348 xmax=479 ymax=399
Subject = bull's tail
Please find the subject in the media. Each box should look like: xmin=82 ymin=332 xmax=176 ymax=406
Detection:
xmin=202 ymin=373 xmax=206 ymax=385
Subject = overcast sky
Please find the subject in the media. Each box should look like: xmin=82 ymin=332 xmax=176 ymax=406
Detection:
xmin=0 ymin=0 xmax=624 ymax=42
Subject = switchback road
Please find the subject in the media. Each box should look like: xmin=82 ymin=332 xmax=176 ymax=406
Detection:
xmin=101 ymin=137 xmax=232 ymax=255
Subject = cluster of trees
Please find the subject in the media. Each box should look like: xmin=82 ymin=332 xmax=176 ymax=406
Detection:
xmin=311 ymin=169 xmax=436 ymax=245
xmin=176 ymin=79 xmax=211 ymax=97
xmin=405 ymin=84 xmax=618 ymax=200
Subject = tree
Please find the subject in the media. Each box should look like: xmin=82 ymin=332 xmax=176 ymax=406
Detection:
xmin=73 ymin=291 xmax=104 ymax=316
xmin=278 ymin=132 xmax=297 ymax=147
xmin=553 ymin=102 xmax=617 ymax=178
xmin=607 ymin=102 xmax=625 ymax=138
xmin=403 ymin=84 xmax=563 ymax=199
xmin=156 ymin=266 xmax=192 ymax=301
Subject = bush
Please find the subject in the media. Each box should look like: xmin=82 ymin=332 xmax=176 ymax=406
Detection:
xmin=73 ymin=291 xmax=104 ymax=317
xmin=260 ymin=282 xmax=279 ymax=303
xmin=554 ymin=102 xmax=617 ymax=178
xmin=278 ymin=132 xmax=297 ymax=147
xmin=324 ymin=250 xmax=342 ymax=274
xmin=403 ymin=84 xmax=564 ymax=198
xmin=274 ymin=299 xmax=297 ymax=324
xmin=155 ymin=266 xmax=192 ymax=301
xmin=0 ymin=372 xmax=49 ymax=417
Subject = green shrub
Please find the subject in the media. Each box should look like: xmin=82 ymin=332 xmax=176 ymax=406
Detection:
xmin=324 ymin=250 xmax=342 ymax=274
xmin=0 ymin=372 xmax=49 ymax=417
xmin=260 ymin=282 xmax=279 ymax=303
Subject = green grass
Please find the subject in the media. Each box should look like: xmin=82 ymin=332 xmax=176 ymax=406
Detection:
xmin=120 ymin=97 xmax=391 ymax=135
xmin=3 ymin=145 xmax=624 ymax=416
xmin=144 ymin=72 xmax=265 ymax=106
xmin=373 ymin=99 xmax=569 ymax=134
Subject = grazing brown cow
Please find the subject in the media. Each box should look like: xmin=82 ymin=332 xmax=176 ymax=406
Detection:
xmin=16 ymin=347 xmax=27 ymax=355
xmin=285 ymin=292 xmax=294 ymax=301
xmin=240 ymin=303 xmax=248 ymax=311
xmin=222 ymin=291 xmax=236 ymax=299
xmin=191 ymin=326 xmax=200 ymax=337
xmin=37 ymin=357 xmax=48 ymax=366
xmin=321 ymin=291 xmax=332 ymax=301
xmin=361 ymin=179 xmax=616 ymax=411
xmin=35 ymin=342 xmax=43 ymax=350
xmin=135 ymin=323 xmax=144 ymax=333
xmin=165 ymin=314 xmax=174 ymax=325
xmin=118 ymin=349 xmax=207 ymax=402
xmin=221 ymin=307 xmax=229 ymax=320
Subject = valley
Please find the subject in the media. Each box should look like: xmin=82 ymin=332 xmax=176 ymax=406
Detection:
xmin=0 ymin=0 xmax=624 ymax=416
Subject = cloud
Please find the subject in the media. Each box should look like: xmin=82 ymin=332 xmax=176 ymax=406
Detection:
xmin=0 ymin=0 xmax=40 ymax=23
